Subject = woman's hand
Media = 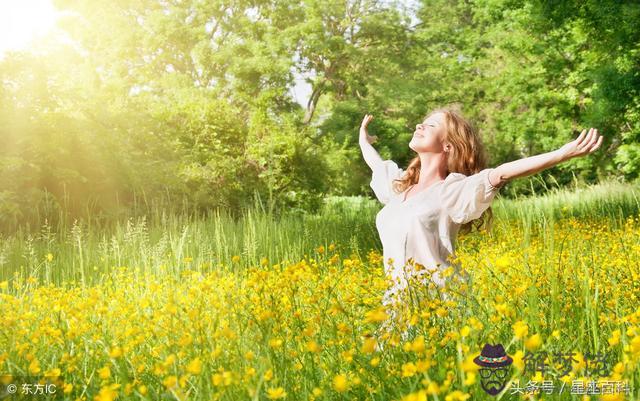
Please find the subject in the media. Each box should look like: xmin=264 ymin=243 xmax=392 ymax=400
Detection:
xmin=559 ymin=128 xmax=604 ymax=160
xmin=359 ymin=114 xmax=378 ymax=145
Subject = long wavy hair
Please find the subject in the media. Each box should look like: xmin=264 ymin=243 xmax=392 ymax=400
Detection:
xmin=392 ymin=105 xmax=494 ymax=235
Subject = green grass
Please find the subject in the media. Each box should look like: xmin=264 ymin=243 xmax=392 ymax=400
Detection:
xmin=1 ymin=179 xmax=640 ymax=286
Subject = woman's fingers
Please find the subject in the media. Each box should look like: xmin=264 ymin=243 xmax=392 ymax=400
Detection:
xmin=589 ymin=133 xmax=603 ymax=153
xmin=586 ymin=128 xmax=599 ymax=148
xmin=580 ymin=128 xmax=595 ymax=148
xmin=578 ymin=128 xmax=593 ymax=150
xmin=580 ymin=128 xmax=598 ymax=151
xmin=361 ymin=114 xmax=373 ymax=127
xmin=576 ymin=129 xmax=587 ymax=146
xmin=578 ymin=128 xmax=594 ymax=151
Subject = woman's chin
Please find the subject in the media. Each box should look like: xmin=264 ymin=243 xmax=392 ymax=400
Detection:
xmin=409 ymin=142 xmax=428 ymax=153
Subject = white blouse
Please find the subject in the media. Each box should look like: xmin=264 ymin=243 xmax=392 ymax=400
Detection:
xmin=370 ymin=159 xmax=502 ymax=304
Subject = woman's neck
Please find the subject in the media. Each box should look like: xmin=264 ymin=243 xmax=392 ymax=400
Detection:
xmin=417 ymin=152 xmax=448 ymax=185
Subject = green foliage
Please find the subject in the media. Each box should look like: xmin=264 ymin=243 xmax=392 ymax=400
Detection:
xmin=0 ymin=0 xmax=638 ymax=230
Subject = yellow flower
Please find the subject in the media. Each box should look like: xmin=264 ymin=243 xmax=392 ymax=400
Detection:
xmin=461 ymin=355 xmax=479 ymax=373
xmin=410 ymin=336 xmax=425 ymax=353
xmin=263 ymin=369 xmax=273 ymax=381
xmin=312 ymin=387 xmax=323 ymax=396
xmin=630 ymin=335 xmax=640 ymax=355
xmin=98 ymin=365 xmax=111 ymax=379
xmin=364 ymin=308 xmax=389 ymax=323
xmin=258 ymin=310 xmax=274 ymax=321
xmin=164 ymin=354 xmax=176 ymax=366
xmin=416 ymin=359 xmax=432 ymax=372
xmin=94 ymin=384 xmax=119 ymax=401
xmin=402 ymin=389 xmax=427 ymax=401
xmin=46 ymin=253 xmax=53 ymax=262
xmin=572 ymin=352 xmax=586 ymax=372
xmin=460 ymin=326 xmax=471 ymax=337
xmin=333 ymin=374 xmax=349 ymax=392
xmin=362 ymin=337 xmax=377 ymax=354
xmin=44 ymin=368 xmax=61 ymax=378
xmin=495 ymin=303 xmax=509 ymax=315
xmin=212 ymin=370 xmax=233 ymax=386
xmin=402 ymin=362 xmax=417 ymax=377
xmin=445 ymin=390 xmax=470 ymax=401
xmin=612 ymin=361 xmax=624 ymax=375
xmin=306 ymin=340 xmax=321 ymax=353
xmin=108 ymin=347 xmax=123 ymax=359
xmin=341 ymin=349 xmax=353 ymax=363
xmin=495 ymin=256 xmax=511 ymax=269
xmin=266 ymin=387 xmax=287 ymax=399
xmin=608 ymin=329 xmax=621 ymax=346
xmin=243 ymin=366 xmax=256 ymax=379
xmin=511 ymin=350 xmax=525 ymax=371
xmin=370 ymin=357 xmax=380 ymax=367
xmin=28 ymin=359 xmax=41 ymax=375
xmin=316 ymin=245 xmax=325 ymax=254
xmin=425 ymin=380 xmax=440 ymax=395
xmin=512 ymin=320 xmax=529 ymax=339
xmin=124 ymin=383 xmax=133 ymax=395
xmin=525 ymin=333 xmax=542 ymax=351
xmin=231 ymin=255 xmax=241 ymax=263
xmin=463 ymin=371 xmax=476 ymax=386
xmin=186 ymin=357 xmax=202 ymax=375
xmin=0 ymin=281 xmax=7 ymax=290
xmin=163 ymin=375 xmax=177 ymax=388
xmin=436 ymin=307 xmax=448 ymax=317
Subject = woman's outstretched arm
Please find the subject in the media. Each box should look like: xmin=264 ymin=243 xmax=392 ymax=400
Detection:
xmin=359 ymin=114 xmax=385 ymax=172
xmin=488 ymin=128 xmax=604 ymax=188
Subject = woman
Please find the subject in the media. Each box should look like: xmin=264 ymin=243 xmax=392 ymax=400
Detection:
xmin=359 ymin=106 xmax=603 ymax=332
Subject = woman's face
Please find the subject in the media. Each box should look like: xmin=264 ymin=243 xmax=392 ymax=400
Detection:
xmin=409 ymin=112 xmax=448 ymax=153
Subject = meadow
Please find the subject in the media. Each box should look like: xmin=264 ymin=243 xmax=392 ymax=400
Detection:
xmin=1 ymin=180 xmax=640 ymax=401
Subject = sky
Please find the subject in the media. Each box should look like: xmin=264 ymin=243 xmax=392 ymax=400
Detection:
xmin=0 ymin=0 xmax=61 ymax=55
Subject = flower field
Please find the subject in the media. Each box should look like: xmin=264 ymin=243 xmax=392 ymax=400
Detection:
xmin=1 ymin=182 xmax=640 ymax=400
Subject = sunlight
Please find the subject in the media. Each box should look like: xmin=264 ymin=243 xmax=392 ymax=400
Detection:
xmin=0 ymin=0 xmax=60 ymax=55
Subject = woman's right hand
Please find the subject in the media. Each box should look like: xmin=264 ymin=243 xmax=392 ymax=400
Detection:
xmin=359 ymin=114 xmax=378 ymax=145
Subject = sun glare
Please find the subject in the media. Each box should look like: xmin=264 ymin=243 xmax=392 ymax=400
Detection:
xmin=0 ymin=0 xmax=61 ymax=55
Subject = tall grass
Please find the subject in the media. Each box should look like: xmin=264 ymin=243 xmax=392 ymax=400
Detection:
xmin=1 ymin=180 xmax=639 ymax=287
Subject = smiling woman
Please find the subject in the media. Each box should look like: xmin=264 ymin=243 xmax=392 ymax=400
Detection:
xmin=0 ymin=0 xmax=61 ymax=56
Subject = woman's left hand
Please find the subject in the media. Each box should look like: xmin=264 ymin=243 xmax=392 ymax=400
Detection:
xmin=559 ymin=128 xmax=604 ymax=160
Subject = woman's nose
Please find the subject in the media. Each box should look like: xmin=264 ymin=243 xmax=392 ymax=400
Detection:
xmin=416 ymin=124 xmax=422 ymax=130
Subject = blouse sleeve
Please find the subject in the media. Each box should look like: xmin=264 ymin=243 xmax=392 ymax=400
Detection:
xmin=440 ymin=168 xmax=502 ymax=225
xmin=369 ymin=160 xmax=404 ymax=205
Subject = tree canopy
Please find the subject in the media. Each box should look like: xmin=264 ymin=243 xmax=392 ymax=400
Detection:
xmin=1 ymin=0 xmax=638 ymax=229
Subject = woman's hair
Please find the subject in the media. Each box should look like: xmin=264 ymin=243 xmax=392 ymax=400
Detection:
xmin=392 ymin=105 xmax=494 ymax=234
